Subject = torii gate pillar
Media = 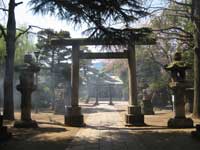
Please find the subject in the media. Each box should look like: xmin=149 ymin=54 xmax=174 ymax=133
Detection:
xmin=125 ymin=44 xmax=145 ymax=126
xmin=64 ymin=44 xmax=84 ymax=127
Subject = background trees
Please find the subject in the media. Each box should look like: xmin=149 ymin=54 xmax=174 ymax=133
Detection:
xmin=192 ymin=0 xmax=200 ymax=118
xmin=0 ymin=24 xmax=35 ymax=114
xmin=0 ymin=0 xmax=199 ymax=118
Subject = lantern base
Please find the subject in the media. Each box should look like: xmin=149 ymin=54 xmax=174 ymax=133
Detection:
xmin=168 ymin=117 xmax=193 ymax=128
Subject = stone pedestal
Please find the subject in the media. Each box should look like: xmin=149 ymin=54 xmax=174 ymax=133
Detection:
xmin=0 ymin=115 xmax=12 ymax=141
xmin=141 ymin=100 xmax=154 ymax=115
xmin=14 ymin=120 xmax=38 ymax=128
xmin=125 ymin=105 xmax=145 ymax=126
xmin=64 ymin=106 xmax=84 ymax=127
xmin=168 ymin=82 xmax=193 ymax=128
xmin=191 ymin=124 xmax=200 ymax=139
xmin=109 ymin=100 xmax=114 ymax=105
xmin=14 ymin=85 xmax=38 ymax=128
xmin=168 ymin=117 xmax=193 ymax=128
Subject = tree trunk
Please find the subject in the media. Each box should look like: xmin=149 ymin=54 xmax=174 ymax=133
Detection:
xmin=3 ymin=0 xmax=16 ymax=120
xmin=193 ymin=0 xmax=200 ymax=118
xmin=51 ymin=49 xmax=55 ymax=110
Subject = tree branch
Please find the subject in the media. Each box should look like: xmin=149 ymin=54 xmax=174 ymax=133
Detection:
xmin=15 ymin=26 xmax=32 ymax=40
xmin=153 ymin=26 xmax=193 ymax=37
xmin=0 ymin=24 xmax=6 ymax=39
xmin=148 ymin=51 xmax=165 ymax=68
xmin=169 ymin=0 xmax=192 ymax=7
xmin=15 ymin=2 xmax=23 ymax=7
xmin=0 ymin=7 xmax=8 ymax=11
xmin=149 ymin=6 xmax=189 ymax=14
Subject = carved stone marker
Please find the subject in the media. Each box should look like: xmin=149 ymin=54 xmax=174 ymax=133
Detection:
xmin=141 ymin=87 xmax=154 ymax=115
xmin=14 ymin=54 xmax=40 ymax=128
xmin=108 ymin=85 xmax=114 ymax=105
xmin=94 ymin=84 xmax=99 ymax=105
xmin=0 ymin=115 xmax=12 ymax=141
xmin=165 ymin=52 xmax=193 ymax=128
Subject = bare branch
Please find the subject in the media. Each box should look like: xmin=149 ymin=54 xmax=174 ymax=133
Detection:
xmin=149 ymin=6 xmax=189 ymax=13
xmin=153 ymin=26 xmax=193 ymax=37
xmin=16 ymin=26 xmax=48 ymax=39
xmin=169 ymin=0 xmax=192 ymax=7
xmin=15 ymin=2 xmax=23 ymax=7
xmin=148 ymin=51 xmax=165 ymax=68
xmin=167 ymin=13 xmax=191 ymax=19
xmin=0 ymin=7 xmax=8 ymax=11
xmin=29 ymin=25 xmax=47 ymax=30
xmin=157 ymin=36 xmax=192 ymax=42
xmin=15 ymin=26 xmax=32 ymax=40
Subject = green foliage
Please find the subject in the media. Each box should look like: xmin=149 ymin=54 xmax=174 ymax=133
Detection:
xmin=37 ymin=29 xmax=71 ymax=67
xmin=33 ymin=84 xmax=52 ymax=108
xmin=0 ymin=37 xmax=6 ymax=64
xmin=28 ymin=0 xmax=154 ymax=45
xmin=103 ymin=60 xmax=128 ymax=87
xmin=0 ymin=25 xmax=35 ymax=65
xmin=15 ymin=27 xmax=35 ymax=64
xmin=29 ymin=0 xmax=147 ymax=26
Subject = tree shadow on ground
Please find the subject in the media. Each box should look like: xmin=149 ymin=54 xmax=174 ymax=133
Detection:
xmin=62 ymin=130 xmax=200 ymax=150
xmin=0 ymin=121 xmax=77 ymax=150
xmin=82 ymin=106 xmax=125 ymax=114
xmin=37 ymin=121 xmax=66 ymax=127
xmin=85 ymin=124 xmax=171 ymax=131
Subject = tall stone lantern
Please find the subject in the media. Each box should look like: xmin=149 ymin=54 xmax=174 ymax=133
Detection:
xmin=14 ymin=54 xmax=40 ymax=128
xmin=165 ymin=52 xmax=193 ymax=128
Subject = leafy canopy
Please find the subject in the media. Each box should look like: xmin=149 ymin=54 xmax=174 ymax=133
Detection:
xmin=29 ymin=0 xmax=153 ymax=44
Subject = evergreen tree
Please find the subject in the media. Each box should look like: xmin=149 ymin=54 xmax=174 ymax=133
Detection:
xmin=28 ymin=0 xmax=153 ymax=44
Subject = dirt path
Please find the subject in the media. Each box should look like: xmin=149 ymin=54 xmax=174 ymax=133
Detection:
xmin=66 ymin=102 xmax=200 ymax=150
xmin=1 ymin=101 xmax=200 ymax=150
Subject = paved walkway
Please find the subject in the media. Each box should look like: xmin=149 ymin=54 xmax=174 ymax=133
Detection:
xmin=65 ymin=102 xmax=200 ymax=150
xmin=66 ymin=102 xmax=125 ymax=150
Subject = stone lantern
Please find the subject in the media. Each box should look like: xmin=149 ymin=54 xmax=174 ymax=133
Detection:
xmin=14 ymin=54 xmax=40 ymax=128
xmin=165 ymin=52 xmax=193 ymax=128
xmin=141 ymin=84 xmax=154 ymax=115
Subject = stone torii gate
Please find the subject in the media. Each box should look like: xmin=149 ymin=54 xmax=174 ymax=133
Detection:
xmin=51 ymin=38 xmax=155 ymax=127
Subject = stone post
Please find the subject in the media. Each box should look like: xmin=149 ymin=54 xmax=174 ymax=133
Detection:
xmin=94 ymin=84 xmax=99 ymax=105
xmin=64 ymin=45 xmax=84 ymax=127
xmin=141 ymin=88 xmax=154 ymax=115
xmin=109 ymin=84 xmax=114 ymax=105
xmin=168 ymin=82 xmax=193 ymax=128
xmin=125 ymin=44 xmax=145 ymax=126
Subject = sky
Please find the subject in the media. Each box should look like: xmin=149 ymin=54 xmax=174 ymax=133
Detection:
xmin=0 ymin=0 xmax=87 ymax=38
xmin=1 ymin=0 xmax=166 ymax=38
xmin=0 ymin=0 xmax=166 ymax=63
xmin=15 ymin=1 xmax=87 ymax=38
